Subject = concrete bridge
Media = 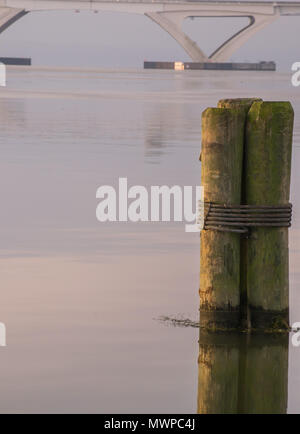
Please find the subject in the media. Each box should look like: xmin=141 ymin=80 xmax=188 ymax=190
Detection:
xmin=1 ymin=1 xmax=300 ymax=62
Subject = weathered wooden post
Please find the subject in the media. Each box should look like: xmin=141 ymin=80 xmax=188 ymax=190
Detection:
xmin=200 ymin=108 xmax=245 ymax=330
xmin=217 ymin=98 xmax=262 ymax=328
xmin=245 ymin=101 xmax=294 ymax=330
xmin=200 ymin=98 xmax=293 ymax=331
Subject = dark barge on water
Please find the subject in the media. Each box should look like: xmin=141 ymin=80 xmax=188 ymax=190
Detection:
xmin=0 ymin=57 xmax=31 ymax=66
xmin=144 ymin=61 xmax=276 ymax=71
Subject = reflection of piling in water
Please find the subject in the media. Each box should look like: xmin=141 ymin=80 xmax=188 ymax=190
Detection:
xmin=197 ymin=332 xmax=288 ymax=414
xmin=238 ymin=335 xmax=289 ymax=414
xmin=198 ymin=333 xmax=240 ymax=414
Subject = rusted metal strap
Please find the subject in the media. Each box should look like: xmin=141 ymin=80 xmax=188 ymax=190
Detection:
xmin=203 ymin=203 xmax=292 ymax=234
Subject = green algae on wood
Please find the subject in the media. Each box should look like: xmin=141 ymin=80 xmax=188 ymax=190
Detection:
xmin=217 ymin=98 xmax=261 ymax=114
xmin=245 ymin=101 xmax=294 ymax=330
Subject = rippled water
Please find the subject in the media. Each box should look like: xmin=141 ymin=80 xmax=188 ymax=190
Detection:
xmin=0 ymin=66 xmax=300 ymax=413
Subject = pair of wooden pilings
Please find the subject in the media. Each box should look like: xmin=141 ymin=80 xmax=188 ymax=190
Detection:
xmin=200 ymin=98 xmax=294 ymax=331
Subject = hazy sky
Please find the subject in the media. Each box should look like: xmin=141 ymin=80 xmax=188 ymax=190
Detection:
xmin=0 ymin=9 xmax=298 ymax=70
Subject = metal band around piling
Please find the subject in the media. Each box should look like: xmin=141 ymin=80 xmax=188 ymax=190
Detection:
xmin=202 ymin=202 xmax=292 ymax=234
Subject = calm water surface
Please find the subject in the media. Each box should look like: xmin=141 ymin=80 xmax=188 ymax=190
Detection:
xmin=0 ymin=66 xmax=300 ymax=413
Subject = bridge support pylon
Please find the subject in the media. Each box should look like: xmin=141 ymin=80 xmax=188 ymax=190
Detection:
xmin=145 ymin=10 xmax=279 ymax=63
xmin=145 ymin=11 xmax=209 ymax=62
xmin=0 ymin=8 xmax=27 ymax=35
xmin=210 ymin=13 xmax=279 ymax=62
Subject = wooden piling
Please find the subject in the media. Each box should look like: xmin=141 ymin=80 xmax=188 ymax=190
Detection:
xmin=245 ymin=101 xmax=294 ymax=330
xmin=217 ymin=98 xmax=261 ymax=329
xmin=200 ymin=108 xmax=245 ymax=330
